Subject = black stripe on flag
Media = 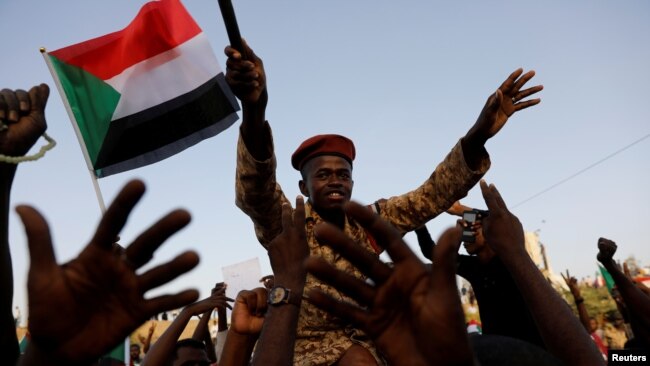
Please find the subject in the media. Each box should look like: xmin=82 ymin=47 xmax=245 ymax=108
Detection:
xmin=94 ymin=73 xmax=239 ymax=177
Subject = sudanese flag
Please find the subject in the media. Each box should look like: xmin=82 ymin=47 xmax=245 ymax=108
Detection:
xmin=44 ymin=0 xmax=239 ymax=177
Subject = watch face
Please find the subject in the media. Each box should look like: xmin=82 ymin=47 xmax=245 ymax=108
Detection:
xmin=270 ymin=287 xmax=287 ymax=304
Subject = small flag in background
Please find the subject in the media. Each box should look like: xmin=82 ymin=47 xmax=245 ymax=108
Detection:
xmin=44 ymin=0 xmax=239 ymax=178
xmin=598 ymin=264 xmax=615 ymax=293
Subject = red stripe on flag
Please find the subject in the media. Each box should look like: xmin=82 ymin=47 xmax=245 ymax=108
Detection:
xmin=49 ymin=0 xmax=201 ymax=80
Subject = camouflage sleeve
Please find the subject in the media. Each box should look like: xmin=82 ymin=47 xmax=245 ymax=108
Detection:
xmin=235 ymin=121 xmax=290 ymax=248
xmin=377 ymin=139 xmax=490 ymax=234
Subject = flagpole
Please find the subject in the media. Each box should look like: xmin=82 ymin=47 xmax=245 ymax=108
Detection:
xmin=218 ymin=0 xmax=245 ymax=56
xmin=40 ymin=48 xmax=106 ymax=213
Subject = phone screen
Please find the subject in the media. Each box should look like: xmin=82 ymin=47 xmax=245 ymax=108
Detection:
xmin=463 ymin=212 xmax=477 ymax=222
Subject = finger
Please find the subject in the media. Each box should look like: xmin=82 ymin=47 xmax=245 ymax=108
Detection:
xmin=306 ymin=289 xmax=367 ymax=328
xmin=513 ymin=85 xmax=543 ymax=101
xmin=29 ymin=84 xmax=50 ymax=115
xmin=91 ymin=180 xmax=146 ymax=250
xmin=314 ymin=222 xmax=392 ymax=284
xmin=252 ymin=287 xmax=268 ymax=315
xmin=513 ymin=98 xmax=541 ymax=112
xmin=488 ymin=182 xmax=509 ymax=210
xmin=293 ymin=195 xmax=305 ymax=228
xmin=124 ymin=209 xmax=191 ymax=269
xmin=237 ymin=289 xmax=259 ymax=316
xmin=280 ymin=202 xmax=292 ymax=231
xmin=304 ymin=256 xmax=375 ymax=306
xmin=480 ymin=180 xmax=502 ymax=211
xmin=511 ymin=70 xmax=536 ymax=92
xmin=431 ymin=227 xmax=462 ymax=289
xmin=344 ymin=201 xmax=421 ymax=265
xmin=15 ymin=89 xmax=30 ymax=113
xmin=225 ymin=58 xmax=256 ymax=73
xmin=224 ymin=46 xmax=242 ymax=60
xmin=499 ymin=68 xmax=524 ymax=91
xmin=16 ymin=205 xmax=58 ymax=273
xmin=144 ymin=289 xmax=200 ymax=316
xmin=1 ymin=88 xmax=20 ymax=122
xmin=138 ymin=251 xmax=200 ymax=292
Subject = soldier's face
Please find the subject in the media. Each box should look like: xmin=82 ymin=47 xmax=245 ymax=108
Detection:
xmin=299 ymin=155 xmax=353 ymax=213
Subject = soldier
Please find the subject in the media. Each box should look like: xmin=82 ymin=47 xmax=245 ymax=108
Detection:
xmin=225 ymin=40 xmax=542 ymax=365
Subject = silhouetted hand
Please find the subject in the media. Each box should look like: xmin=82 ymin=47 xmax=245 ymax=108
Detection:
xmin=305 ymin=201 xmax=476 ymax=366
xmin=478 ymin=180 xmax=527 ymax=261
xmin=224 ymin=40 xmax=267 ymax=106
xmin=561 ymin=270 xmax=581 ymax=298
xmin=465 ymin=69 xmax=543 ymax=146
xmin=0 ymin=84 xmax=49 ymax=158
xmin=597 ymin=238 xmax=617 ymax=266
xmin=18 ymin=180 xmax=200 ymax=365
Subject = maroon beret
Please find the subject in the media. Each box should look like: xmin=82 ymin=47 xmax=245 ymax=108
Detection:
xmin=291 ymin=134 xmax=356 ymax=171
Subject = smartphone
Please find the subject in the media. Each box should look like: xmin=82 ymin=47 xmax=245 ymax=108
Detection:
xmin=462 ymin=210 xmax=478 ymax=243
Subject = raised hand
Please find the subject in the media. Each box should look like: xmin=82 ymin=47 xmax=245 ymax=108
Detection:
xmin=465 ymin=69 xmax=542 ymax=146
xmin=230 ymin=288 xmax=268 ymax=337
xmin=477 ymin=180 xmax=527 ymax=261
xmin=224 ymin=39 xmax=267 ymax=106
xmin=596 ymin=237 xmax=617 ymax=266
xmin=561 ymin=270 xmax=580 ymax=297
xmin=0 ymin=84 xmax=49 ymax=158
xmin=18 ymin=180 xmax=200 ymax=365
xmin=305 ymin=201 xmax=476 ymax=366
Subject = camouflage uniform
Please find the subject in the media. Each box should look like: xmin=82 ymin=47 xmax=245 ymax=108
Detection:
xmin=235 ymin=122 xmax=490 ymax=365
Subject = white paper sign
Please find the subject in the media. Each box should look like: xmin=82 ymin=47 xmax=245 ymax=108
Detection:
xmin=222 ymin=257 xmax=263 ymax=304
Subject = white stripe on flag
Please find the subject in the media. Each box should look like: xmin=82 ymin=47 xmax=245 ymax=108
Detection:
xmin=106 ymin=33 xmax=222 ymax=120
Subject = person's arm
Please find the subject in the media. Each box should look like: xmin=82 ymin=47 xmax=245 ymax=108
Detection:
xmin=414 ymin=225 xmax=435 ymax=261
xmin=478 ymin=180 xmax=604 ymax=365
xmin=192 ymin=311 xmax=217 ymax=362
xmin=142 ymin=321 xmax=155 ymax=354
xmin=224 ymin=39 xmax=268 ymax=161
xmin=597 ymin=238 xmax=650 ymax=347
xmin=446 ymin=201 xmax=472 ymax=217
xmin=191 ymin=283 xmax=226 ymax=362
xmin=214 ymin=299 xmax=228 ymax=362
xmin=0 ymin=84 xmax=49 ymax=365
xmin=624 ymin=263 xmax=650 ymax=297
xmin=305 ymin=201 xmax=477 ymax=366
xmin=144 ymin=292 xmax=231 ymax=366
xmin=378 ymin=69 xmax=542 ymax=234
xmin=219 ymin=288 xmax=267 ymax=366
xmin=562 ymin=270 xmax=591 ymax=332
xmin=17 ymin=180 xmax=200 ymax=366
xmin=226 ymin=41 xmax=289 ymax=248
xmin=251 ymin=196 xmax=309 ymax=366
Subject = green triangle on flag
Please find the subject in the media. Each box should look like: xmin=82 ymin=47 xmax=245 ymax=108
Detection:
xmin=48 ymin=55 xmax=120 ymax=165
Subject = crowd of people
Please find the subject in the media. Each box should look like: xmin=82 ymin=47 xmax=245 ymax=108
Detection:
xmin=1 ymin=37 xmax=648 ymax=366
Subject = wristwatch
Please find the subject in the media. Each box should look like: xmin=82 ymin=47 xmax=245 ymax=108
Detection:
xmin=268 ymin=286 xmax=301 ymax=307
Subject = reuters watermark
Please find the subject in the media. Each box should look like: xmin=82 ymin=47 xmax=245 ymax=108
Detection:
xmin=609 ymin=350 xmax=648 ymax=365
